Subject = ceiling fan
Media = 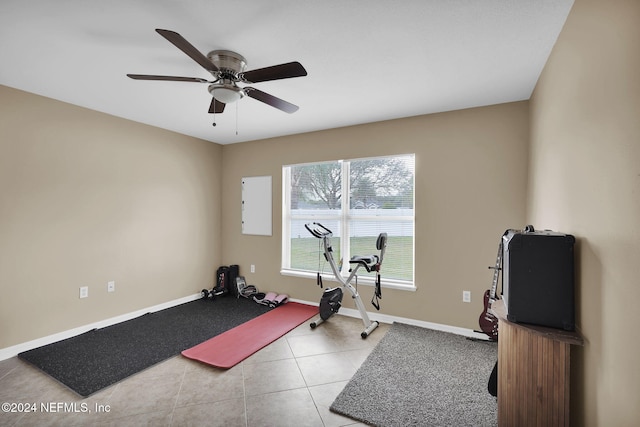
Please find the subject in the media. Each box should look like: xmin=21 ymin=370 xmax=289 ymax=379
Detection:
xmin=127 ymin=29 xmax=307 ymax=115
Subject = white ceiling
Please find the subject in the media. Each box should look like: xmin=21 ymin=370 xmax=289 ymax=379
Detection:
xmin=0 ymin=0 xmax=574 ymax=145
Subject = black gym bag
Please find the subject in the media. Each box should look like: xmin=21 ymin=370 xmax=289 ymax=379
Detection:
xmin=202 ymin=265 xmax=240 ymax=299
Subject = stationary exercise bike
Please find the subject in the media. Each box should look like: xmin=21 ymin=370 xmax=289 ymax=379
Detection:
xmin=304 ymin=222 xmax=387 ymax=338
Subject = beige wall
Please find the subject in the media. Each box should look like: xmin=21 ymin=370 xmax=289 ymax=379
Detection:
xmin=0 ymin=85 xmax=223 ymax=348
xmin=220 ymin=102 xmax=529 ymax=329
xmin=528 ymin=0 xmax=640 ymax=425
xmin=0 ymin=87 xmax=529 ymax=350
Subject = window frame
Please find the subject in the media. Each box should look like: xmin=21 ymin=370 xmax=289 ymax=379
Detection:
xmin=281 ymin=154 xmax=416 ymax=291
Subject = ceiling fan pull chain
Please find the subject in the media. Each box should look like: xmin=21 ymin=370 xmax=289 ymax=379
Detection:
xmin=212 ymin=99 xmax=217 ymax=127
xmin=235 ymin=101 xmax=239 ymax=135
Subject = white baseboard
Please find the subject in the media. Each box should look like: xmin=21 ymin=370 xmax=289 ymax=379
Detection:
xmin=0 ymin=293 xmax=202 ymax=362
xmin=2 ymin=294 xmax=489 ymax=362
xmin=289 ymin=298 xmax=490 ymax=340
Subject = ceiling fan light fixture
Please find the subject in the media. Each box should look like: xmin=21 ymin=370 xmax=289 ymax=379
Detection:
xmin=209 ymin=84 xmax=244 ymax=104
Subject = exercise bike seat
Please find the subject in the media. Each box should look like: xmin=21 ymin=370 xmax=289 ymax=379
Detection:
xmin=349 ymin=255 xmax=379 ymax=272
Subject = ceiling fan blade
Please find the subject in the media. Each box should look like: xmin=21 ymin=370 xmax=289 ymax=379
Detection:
xmin=244 ymin=87 xmax=299 ymax=113
xmin=127 ymin=74 xmax=210 ymax=83
xmin=240 ymin=62 xmax=307 ymax=83
xmin=155 ymin=29 xmax=219 ymax=73
xmin=208 ymin=97 xmax=226 ymax=114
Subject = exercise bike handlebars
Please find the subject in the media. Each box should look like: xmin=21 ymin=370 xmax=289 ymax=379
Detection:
xmin=304 ymin=222 xmax=333 ymax=239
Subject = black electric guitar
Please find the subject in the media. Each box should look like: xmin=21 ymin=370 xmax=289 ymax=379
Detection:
xmin=478 ymin=241 xmax=502 ymax=340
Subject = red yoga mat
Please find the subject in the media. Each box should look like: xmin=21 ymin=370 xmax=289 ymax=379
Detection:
xmin=182 ymin=302 xmax=318 ymax=368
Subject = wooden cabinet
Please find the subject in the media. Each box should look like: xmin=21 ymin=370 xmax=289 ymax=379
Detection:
xmin=491 ymin=300 xmax=583 ymax=426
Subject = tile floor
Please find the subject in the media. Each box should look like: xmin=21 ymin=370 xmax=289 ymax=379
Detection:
xmin=0 ymin=314 xmax=390 ymax=427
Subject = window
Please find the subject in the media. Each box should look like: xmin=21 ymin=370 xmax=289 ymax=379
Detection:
xmin=282 ymin=154 xmax=415 ymax=289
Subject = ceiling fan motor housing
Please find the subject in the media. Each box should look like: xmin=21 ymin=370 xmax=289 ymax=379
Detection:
xmin=207 ymin=50 xmax=247 ymax=76
xmin=207 ymin=50 xmax=247 ymax=103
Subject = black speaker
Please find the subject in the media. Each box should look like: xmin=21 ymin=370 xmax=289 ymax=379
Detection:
xmin=502 ymin=230 xmax=575 ymax=330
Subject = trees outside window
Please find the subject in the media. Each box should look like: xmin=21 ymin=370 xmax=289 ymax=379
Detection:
xmin=282 ymin=154 xmax=414 ymax=288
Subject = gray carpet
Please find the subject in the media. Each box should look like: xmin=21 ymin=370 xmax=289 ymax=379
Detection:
xmin=330 ymin=322 xmax=497 ymax=427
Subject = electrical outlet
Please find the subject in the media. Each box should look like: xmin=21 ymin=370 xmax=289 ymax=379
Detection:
xmin=79 ymin=286 xmax=89 ymax=299
xmin=250 ymin=264 xmax=255 ymax=273
xmin=462 ymin=291 xmax=471 ymax=303
xmin=107 ymin=281 xmax=115 ymax=293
